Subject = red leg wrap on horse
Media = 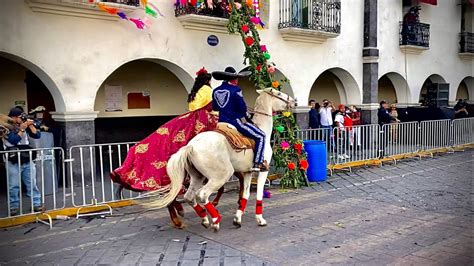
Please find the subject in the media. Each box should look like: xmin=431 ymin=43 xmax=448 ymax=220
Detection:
xmin=204 ymin=202 xmax=221 ymax=223
xmin=239 ymin=198 xmax=248 ymax=212
xmin=256 ymin=200 xmax=263 ymax=215
xmin=193 ymin=204 xmax=207 ymax=218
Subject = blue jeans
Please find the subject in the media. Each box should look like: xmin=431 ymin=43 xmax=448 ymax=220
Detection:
xmin=7 ymin=161 xmax=42 ymax=209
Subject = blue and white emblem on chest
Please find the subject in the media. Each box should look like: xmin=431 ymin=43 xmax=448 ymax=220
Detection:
xmin=214 ymin=90 xmax=230 ymax=108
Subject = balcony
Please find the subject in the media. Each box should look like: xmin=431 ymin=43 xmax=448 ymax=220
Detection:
xmin=399 ymin=21 xmax=430 ymax=54
xmin=27 ymin=0 xmax=138 ymax=21
xmin=459 ymin=32 xmax=474 ymax=60
xmin=174 ymin=1 xmax=231 ymax=34
xmin=278 ymin=0 xmax=341 ymax=44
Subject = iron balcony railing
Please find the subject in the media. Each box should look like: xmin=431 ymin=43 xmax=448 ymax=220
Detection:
xmin=175 ymin=0 xmax=230 ymax=19
xmin=279 ymin=0 xmax=341 ymax=34
xmin=460 ymin=32 xmax=474 ymax=53
xmin=399 ymin=21 xmax=430 ymax=48
xmin=96 ymin=0 xmax=140 ymax=6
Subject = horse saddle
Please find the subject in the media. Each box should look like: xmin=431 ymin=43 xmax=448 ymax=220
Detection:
xmin=215 ymin=123 xmax=255 ymax=151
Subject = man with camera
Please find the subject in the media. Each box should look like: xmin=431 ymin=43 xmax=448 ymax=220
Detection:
xmin=3 ymin=107 xmax=42 ymax=216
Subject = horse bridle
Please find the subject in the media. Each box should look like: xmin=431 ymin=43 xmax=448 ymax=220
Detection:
xmin=251 ymin=89 xmax=293 ymax=117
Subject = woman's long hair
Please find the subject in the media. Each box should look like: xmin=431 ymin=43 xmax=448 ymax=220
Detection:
xmin=187 ymin=73 xmax=212 ymax=103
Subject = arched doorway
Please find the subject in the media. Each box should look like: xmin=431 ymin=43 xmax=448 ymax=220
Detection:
xmin=309 ymin=68 xmax=361 ymax=106
xmin=0 ymin=55 xmax=59 ymax=119
xmin=456 ymin=77 xmax=473 ymax=102
xmin=419 ymin=74 xmax=447 ymax=106
xmin=93 ymin=59 xmax=191 ymax=143
xmin=238 ymin=67 xmax=294 ymax=106
xmin=378 ymin=72 xmax=411 ymax=105
xmin=378 ymin=76 xmax=398 ymax=104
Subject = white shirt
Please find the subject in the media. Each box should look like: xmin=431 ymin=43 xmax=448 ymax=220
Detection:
xmin=334 ymin=113 xmax=345 ymax=129
xmin=319 ymin=107 xmax=333 ymax=126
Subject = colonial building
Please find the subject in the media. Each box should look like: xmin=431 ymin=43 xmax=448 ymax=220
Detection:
xmin=0 ymin=0 xmax=472 ymax=149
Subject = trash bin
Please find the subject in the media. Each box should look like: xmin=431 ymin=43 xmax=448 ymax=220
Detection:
xmin=303 ymin=140 xmax=327 ymax=182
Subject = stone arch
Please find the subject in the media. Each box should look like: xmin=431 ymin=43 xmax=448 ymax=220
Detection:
xmin=378 ymin=72 xmax=411 ymax=104
xmin=0 ymin=51 xmax=66 ymax=112
xmin=94 ymin=59 xmax=193 ymax=118
xmin=455 ymin=77 xmax=473 ymax=101
xmin=309 ymin=68 xmax=361 ymax=105
xmin=419 ymin=74 xmax=447 ymax=103
xmin=238 ymin=67 xmax=294 ymax=105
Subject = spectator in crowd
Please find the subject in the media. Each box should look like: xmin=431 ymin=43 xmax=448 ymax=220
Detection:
xmin=308 ymin=99 xmax=321 ymax=129
xmin=3 ymin=107 xmax=42 ymax=216
xmin=319 ymin=99 xmax=335 ymax=145
xmin=348 ymin=105 xmax=361 ymax=148
xmin=334 ymin=104 xmax=351 ymax=160
xmin=378 ymin=100 xmax=395 ymax=126
xmin=454 ymin=99 xmax=469 ymax=119
xmin=389 ymin=104 xmax=401 ymax=143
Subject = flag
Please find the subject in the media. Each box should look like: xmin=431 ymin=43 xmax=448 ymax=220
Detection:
xmin=419 ymin=0 xmax=437 ymax=5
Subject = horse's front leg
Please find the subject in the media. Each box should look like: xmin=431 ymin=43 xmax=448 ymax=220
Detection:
xmin=255 ymin=172 xmax=268 ymax=226
xmin=233 ymin=172 xmax=251 ymax=228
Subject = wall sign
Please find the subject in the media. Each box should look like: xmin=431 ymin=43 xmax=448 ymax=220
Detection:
xmin=207 ymin=35 xmax=219 ymax=46
xmin=105 ymin=85 xmax=123 ymax=112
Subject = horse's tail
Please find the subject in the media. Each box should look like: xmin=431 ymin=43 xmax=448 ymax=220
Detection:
xmin=138 ymin=145 xmax=192 ymax=209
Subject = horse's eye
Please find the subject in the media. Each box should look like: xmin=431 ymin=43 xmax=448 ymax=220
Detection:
xmin=278 ymin=93 xmax=282 ymax=96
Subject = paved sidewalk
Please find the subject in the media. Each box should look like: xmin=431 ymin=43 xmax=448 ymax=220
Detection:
xmin=0 ymin=150 xmax=472 ymax=265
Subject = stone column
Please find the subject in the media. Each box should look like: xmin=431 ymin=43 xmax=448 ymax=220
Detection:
xmin=293 ymin=106 xmax=310 ymax=130
xmin=50 ymin=111 xmax=98 ymax=188
xmin=361 ymin=0 xmax=379 ymax=125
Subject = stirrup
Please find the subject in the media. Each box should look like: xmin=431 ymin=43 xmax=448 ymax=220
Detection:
xmin=251 ymin=162 xmax=269 ymax=172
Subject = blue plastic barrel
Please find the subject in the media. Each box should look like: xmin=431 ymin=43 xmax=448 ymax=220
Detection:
xmin=303 ymin=140 xmax=327 ymax=182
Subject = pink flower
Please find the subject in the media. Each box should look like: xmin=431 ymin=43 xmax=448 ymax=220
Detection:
xmin=250 ymin=16 xmax=260 ymax=25
xmin=281 ymin=141 xmax=290 ymax=150
xmin=260 ymin=45 xmax=267 ymax=52
xmin=268 ymin=66 xmax=276 ymax=74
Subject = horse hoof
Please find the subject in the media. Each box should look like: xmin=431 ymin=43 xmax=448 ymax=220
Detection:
xmin=233 ymin=215 xmax=242 ymax=228
xmin=211 ymin=223 xmax=220 ymax=232
xmin=256 ymin=215 xmax=267 ymax=227
xmin=201 ymin=217 xmax=210 ymax=229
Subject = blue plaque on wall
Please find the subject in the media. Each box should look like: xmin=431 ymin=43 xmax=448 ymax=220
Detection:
xmin=207 ymin=35 xmax=219 ymax=46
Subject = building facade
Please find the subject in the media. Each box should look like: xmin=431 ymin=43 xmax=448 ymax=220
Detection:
xmin=0 ymin=0 xmax=472 ymax=148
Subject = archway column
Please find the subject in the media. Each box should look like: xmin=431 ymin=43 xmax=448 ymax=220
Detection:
xmin=361 ymin=0 xmax=380 ymax=124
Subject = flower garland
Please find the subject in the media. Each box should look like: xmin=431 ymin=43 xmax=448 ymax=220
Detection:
xmin=227 ymin=0 xmax=308 ymax=188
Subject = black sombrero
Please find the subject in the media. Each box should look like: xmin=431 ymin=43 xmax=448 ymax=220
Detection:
xmin=212 ymin=66 xmax=251 ymax=81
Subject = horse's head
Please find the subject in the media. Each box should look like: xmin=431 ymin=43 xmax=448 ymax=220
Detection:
xmin=256 ymin=88 xmax=296 ymax=113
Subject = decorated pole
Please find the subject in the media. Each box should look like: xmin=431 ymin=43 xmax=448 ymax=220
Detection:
xmin=227 ymin=0 xmax=309 ymax=188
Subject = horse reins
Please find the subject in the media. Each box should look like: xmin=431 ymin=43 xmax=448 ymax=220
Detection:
xmin=249 ymin=90 xmax=293 ymax=117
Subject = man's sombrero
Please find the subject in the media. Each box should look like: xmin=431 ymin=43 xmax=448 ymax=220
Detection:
xmin=212 ymin=66 xmax=251 ymax=81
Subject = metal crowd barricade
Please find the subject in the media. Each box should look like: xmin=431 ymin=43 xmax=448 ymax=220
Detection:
xmin=297 ymin=127 xmax=334 ymax=164
xmin=331 ymin=124 xmax=380 ymax=170
xmin=68 ymin=142 xmax=138 ymax=218
xmin=0 ymin=147 xmax=66 ymax=228
xmin=452 ymin=118 xmax=474 ymax=148
xmin=381 ymin=121 xmax=420 ymax=162
xmin=419 ymin=119 xmax=453 ymax=155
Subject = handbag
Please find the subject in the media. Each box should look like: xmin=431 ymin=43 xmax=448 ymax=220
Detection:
xmin=6 ymin=145 xmax=35 ymax=164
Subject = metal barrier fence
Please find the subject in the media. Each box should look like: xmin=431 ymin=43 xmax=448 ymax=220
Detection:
xmin=381 ymin=121 xmax=420 ymax=158
xmin=68 ymin=142 xmax=138 ymax=217
xmin=419 ymin=119 xmax=453 ymax=152
xmin=0 ymin=147 xmax=66 ymax=223
xmin=452 ymin=118 xmax=474 ymax=147
xmin=0 ymin=118 xmax=472 ymax=225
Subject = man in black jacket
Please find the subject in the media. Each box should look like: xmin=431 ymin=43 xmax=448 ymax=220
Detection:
xmin=378 ymin=100 xmax=395 ymax=125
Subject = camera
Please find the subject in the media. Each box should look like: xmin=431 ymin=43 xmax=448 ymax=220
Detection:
xmin=20 ymin=113 xmax=41 ymax=128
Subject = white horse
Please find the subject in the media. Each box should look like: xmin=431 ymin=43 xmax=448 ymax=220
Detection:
xmin=159 ymin=88 xmax=295 ymax=231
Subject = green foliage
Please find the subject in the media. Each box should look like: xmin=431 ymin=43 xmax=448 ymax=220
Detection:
xmin=227 ymin=0 xmax=308 ymax=188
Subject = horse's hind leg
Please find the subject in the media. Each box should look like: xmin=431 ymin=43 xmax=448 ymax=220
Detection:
xmin=168 ymin=200 xmax=184 ymax=229
xmin=233 ymin=173 xmax=252 ymax=228
xmin=184 ymin=171 xmax=210 ymax=228
xmin=196 ymin=171 xmax=232 ymax=232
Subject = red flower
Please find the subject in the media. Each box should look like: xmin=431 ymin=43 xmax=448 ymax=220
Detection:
xmin=294 ymin=143 xmax=303 ymax=151
xmin=245 ymin=36 xmax=254 ymax=46
xmin=256 ymin=65 xmax=262 ymax=72
xmin=287 ymin=162 xmax=296 ymax=170
xmin=299 ymin=160 xmax=309 ymax=170
xmin=241 ymin=24 xmax=249 ymax=33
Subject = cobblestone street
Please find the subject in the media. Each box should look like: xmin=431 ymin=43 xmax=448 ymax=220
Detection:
xmin=0 ymin=150 xmax=472 ymax=265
